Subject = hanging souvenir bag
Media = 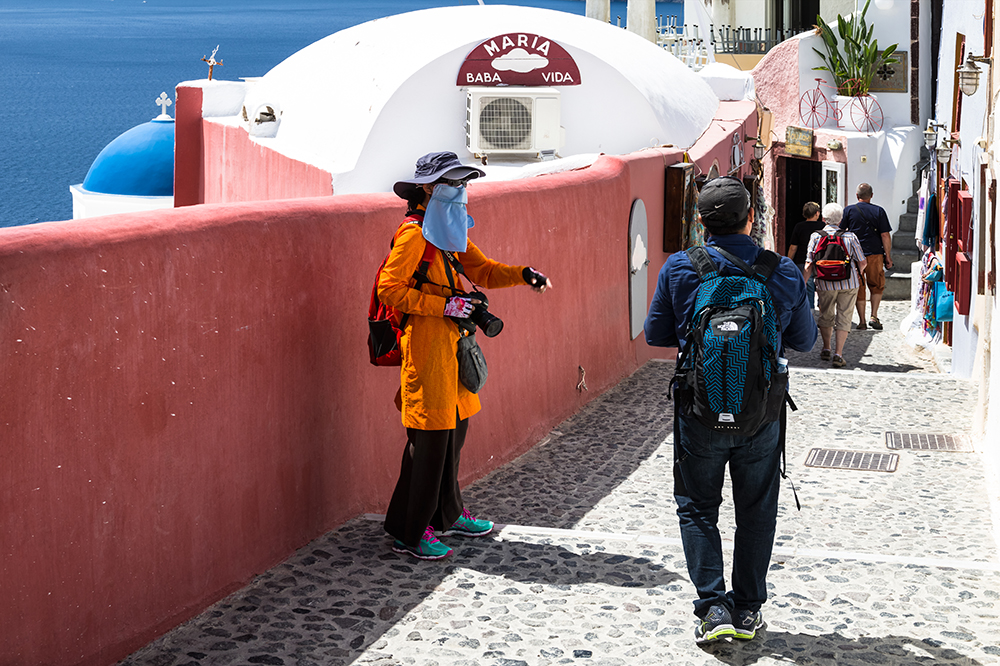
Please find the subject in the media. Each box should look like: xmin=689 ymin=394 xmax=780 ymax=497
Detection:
xmin=934 ymin=282 xmax=954 ymax=322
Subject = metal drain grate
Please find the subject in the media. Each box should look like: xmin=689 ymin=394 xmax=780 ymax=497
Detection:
xmin=805 ymin=448 xmax=899 ymax=472
xmin=885 ymin=432 xmax=972 ymax=451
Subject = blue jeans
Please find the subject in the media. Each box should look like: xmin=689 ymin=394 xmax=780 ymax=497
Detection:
xmin=674 ymin=415 xmax=781 ymax=618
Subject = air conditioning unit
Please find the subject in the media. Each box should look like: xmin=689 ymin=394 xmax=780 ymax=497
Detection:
xmin=466 ymin=87 xmax=563 ymax=158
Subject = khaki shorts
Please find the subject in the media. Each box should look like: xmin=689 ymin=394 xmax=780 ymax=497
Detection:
xmin=817 ymin=288 xmax=859 ymax=331
xmin=857 ymin=254 xmax=885 ymax=301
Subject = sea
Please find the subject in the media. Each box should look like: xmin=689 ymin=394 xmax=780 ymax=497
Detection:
xmin=0 ymin=0 xmax=683 ymax=228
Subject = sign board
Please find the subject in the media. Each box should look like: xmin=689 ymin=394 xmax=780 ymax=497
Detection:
xmin=869 ymin=51 xmax=908 ymax=93
xmin=785 ymin=126 xmax=814 ymax=157
xmin=457 ymin=33 xmax=581 ymax=87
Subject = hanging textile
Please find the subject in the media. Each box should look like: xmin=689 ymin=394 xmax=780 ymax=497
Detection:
xmin=684 ymin=178 xmax=706 ymax=249
xmin=915 ymin=173 xmax=929 ymax=251
xmin=922 ymin=192 xmax=940 ymax=250
xmin=919 ymin=249 xmax=946 ymax=334
xmin=750 ymin=180 xmax=775 ymax=250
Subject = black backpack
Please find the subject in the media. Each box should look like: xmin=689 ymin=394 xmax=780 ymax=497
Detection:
xmin=672 ymin=246 xmax=788 ymax=435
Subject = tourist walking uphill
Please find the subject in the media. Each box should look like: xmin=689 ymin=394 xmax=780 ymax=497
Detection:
xmin=786 ymin=201 xmax=824 ymax=309
xmin=840 ymin=182 xmax=894 ymax=330
xmin=377 ymin=152 xmax=552 ymax=561
xmin=643 ymin=177 xmax=817 ymax=644
xmin=804 ymin=202 xmax=867 ymax=368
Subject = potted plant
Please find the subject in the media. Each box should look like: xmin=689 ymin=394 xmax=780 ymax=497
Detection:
xmin=813 ymin=0 xmax=898 ymax=130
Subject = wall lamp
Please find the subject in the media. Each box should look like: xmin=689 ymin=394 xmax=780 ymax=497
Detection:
xmin=923 ymin=120 xmax=947 ymax=149
xmin=936 ymin=137 xmax=961 ymax=164
xmin=957 ymin=54 xmax=992 ymax=96
xmin=745 ymin=136 xmax=768 ymax=160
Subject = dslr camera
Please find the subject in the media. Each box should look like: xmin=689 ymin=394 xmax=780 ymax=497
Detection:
xmin=452 ymin=290 xmax=503 ymax=337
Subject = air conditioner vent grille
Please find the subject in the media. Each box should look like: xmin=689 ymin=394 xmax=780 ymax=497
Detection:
xmin=479 ymin=97 xmax=532 ymax=151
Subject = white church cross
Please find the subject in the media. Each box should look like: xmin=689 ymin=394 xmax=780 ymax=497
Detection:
xmin=201 ymin=45 xmax=223 ymax=81
xmin=155 ymin=92 xmax=172 ymax=119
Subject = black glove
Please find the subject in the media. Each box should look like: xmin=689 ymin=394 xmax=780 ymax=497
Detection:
xmin=523 ymin=267 xmax=548 ymax=289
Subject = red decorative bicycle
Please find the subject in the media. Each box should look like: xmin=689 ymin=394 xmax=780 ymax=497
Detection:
xmin=844 ymin=94 xmax=884 ymax=134
xmin=799 ymin=78 xmax=832 ymax=129
xmin=799 ymin=78 xmax=884 ymax=134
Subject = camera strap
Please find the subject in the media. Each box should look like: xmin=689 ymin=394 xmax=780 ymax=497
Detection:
xmin=442 ymin=250 xmax=476 ymax=294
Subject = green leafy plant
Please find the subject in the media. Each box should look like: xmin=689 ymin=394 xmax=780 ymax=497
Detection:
xmin=813 ymin=0 xmax=899 ymax=97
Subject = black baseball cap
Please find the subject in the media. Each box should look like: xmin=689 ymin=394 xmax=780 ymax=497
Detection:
xmin=393 ymin=151 xmax=486 ymax=199
xmin=697 ymin=176 xmax=751 ymax=232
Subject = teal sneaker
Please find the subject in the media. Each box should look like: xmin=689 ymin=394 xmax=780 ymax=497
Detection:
xmin=392 ymin=526 xmax=452 ymax=560
xmin=441 ymin=507 xmax=494 ymax=537
xmin=694 ymin=604 xmax=736 ymax=644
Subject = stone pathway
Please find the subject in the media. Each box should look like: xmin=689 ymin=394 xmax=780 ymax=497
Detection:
xmin=120 ymin=301 xmax=1000 ymax=665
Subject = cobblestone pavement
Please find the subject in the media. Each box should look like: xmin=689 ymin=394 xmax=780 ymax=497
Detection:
xmin=120 ymin=301 xmax=1000 ymax=665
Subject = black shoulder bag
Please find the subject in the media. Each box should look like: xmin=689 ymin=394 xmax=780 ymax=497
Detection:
xmin=442 ymin=252 xmax=489 ymax=394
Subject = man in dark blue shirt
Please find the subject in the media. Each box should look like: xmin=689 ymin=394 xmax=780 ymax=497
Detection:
xmin=839 ymin=183 xmax=894 ymax=330
xmin=644 ymin=177 xmax=816 ymax=645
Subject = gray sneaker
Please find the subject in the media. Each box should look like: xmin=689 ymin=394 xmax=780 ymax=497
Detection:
xmin=694 ymin=604 xmax=736 ymax=644
xmin=733 ymin=609 xmax=764 ymax=640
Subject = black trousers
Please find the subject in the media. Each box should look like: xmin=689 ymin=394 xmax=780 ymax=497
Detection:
xmin=384 ymin=415 xmax=469 ymax=547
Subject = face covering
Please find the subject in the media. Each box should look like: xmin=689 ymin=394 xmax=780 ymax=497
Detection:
xmin=422 ymin=183 xmax=475 ymax=252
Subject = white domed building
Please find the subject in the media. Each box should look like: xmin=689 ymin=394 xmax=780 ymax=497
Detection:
xmin=173 ymin=5 xmax=726 ymax=205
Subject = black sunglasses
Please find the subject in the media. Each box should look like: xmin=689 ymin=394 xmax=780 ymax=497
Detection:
xmin=438 ymin=175 xmax=475 ymax=187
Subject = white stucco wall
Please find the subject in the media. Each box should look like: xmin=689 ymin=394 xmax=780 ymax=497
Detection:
xmin=820 ymin=0 xmax=856 ymax=24
xmin=229 ymin=5 xmax=718 ymax=196
xmin=936 ymin=0 xmax=988 ymax=378
xmin=69 ymin=185 xmax=173 ymax=219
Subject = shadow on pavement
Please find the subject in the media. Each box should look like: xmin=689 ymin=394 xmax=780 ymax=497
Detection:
xmin=119 ymin=519 xmax=687 ymax=665
xmin=462 ymin=361 xmax=676 ymax=529
xmin=702 ymin=629 xmax=989 ymax=665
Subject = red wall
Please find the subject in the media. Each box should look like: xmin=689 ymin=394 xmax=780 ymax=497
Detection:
xmin=201 ymin=122 xmax=333 ymax=204
xmin=174 ymin=86 xmax=205 ymax=207
xmin=173 ymin=86 xmax=333 ymax=206
xmin=4 ymin=77 xmax=755 ymax=661
xmin=1 ymin=154 xmax=676 ymax=666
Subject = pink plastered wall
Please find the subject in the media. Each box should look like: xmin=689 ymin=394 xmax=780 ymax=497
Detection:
xmin=173 ymin=86 xmax=333 ymax=206
xmin=3 ymin=88 xmax=755 ymax=666
xmin=0 ymin=152 xmax=672 ymax=666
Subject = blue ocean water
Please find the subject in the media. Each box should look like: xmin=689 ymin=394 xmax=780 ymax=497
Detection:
xmin=0 ymin=0 xmax=682 ymax=227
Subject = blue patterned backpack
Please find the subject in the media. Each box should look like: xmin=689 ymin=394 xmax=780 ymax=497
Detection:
xmin=673 ymin=245 xmax=787 ymax=435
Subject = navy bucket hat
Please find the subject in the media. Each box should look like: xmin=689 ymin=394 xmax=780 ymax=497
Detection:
xmin=393 ymin=151 xmax=486 ymax=200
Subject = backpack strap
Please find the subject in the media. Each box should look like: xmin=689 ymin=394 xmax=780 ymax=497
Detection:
xmin=685 ymin=246 xmax=719 ymax=281
xmin=712 ymin=246 xmax=780 ymax=283
xmin=412 ymin=241 xmax=437 ymax=287
xmin=399 ymin=240 xmax=439 ymax=330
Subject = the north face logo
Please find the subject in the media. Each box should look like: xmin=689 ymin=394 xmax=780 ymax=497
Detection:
xmin=718 ymin=413 xmax=735 ymax=422
xmin=717 ymin=321 xmax=739 ymax=332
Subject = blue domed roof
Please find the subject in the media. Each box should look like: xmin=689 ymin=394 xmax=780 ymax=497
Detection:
xmin=83 ymin=118 xmax=174 ymax=196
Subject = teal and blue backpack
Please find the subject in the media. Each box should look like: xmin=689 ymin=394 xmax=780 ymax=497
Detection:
xmin=672 ymin=245 xmax=788 ymax=435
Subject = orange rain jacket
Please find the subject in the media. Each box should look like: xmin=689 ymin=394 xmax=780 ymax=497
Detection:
xmin=377 ymin=215 xmax=527 ymax=430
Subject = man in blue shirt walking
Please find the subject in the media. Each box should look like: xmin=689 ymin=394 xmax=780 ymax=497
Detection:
xmin=840 ymin=183 xmax=894 ymax=330
xmin=644 ymin=177 xmax=816 ymax=644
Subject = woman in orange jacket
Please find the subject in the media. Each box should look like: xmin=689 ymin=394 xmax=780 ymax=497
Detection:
xmin=379 ymin=152 xmax=551 ymax=560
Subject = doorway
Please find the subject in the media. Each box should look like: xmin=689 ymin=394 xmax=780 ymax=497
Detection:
xmin=783 ymin=156 xmax=822 ymax=254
